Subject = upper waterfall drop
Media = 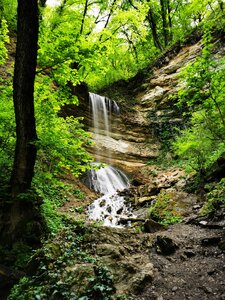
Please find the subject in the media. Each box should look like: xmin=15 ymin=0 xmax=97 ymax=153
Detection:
xmin=89 ymin=92 xmax=119 ymax=136
xmin=89 ymin=92 xmax=120 ymax=162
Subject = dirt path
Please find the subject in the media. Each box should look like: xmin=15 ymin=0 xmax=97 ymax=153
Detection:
xmin=134 ymin=223 xmax=225 ymax=300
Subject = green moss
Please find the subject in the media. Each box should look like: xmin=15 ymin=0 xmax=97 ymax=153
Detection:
xmin=149 ymin=190 xmax=183 ymax=225
xmin=200 ymin=178 xmax=225 ymax=215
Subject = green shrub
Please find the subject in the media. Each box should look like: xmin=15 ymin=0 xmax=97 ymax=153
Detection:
xmin=149 ymin=190 xmax=183 ymax=225
xmin=200 ymin=178 xmax=225 ymax=215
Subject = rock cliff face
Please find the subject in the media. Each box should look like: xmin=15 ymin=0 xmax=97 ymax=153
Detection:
xmin=65 ymin=40 xmax=202 ymax=172
xmin=63 ymin=32 xmax=225 ymax=175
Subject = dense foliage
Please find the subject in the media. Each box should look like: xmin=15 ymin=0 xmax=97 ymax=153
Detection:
xmin=173 ymin=25 xmax=225 ymax=175
xmin=8 ymin=222 xmax=117 ymax=300
xmin=37 ymin=0 xmax=225 ymax=90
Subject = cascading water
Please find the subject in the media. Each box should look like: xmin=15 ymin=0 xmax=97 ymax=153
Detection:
xmin=87 ymin=164 xmax=131 ymax=226
xmin=89 ymin=92 xmax=119 ymax=160
xmin=87 ymin=93 xmax=132 ymax=226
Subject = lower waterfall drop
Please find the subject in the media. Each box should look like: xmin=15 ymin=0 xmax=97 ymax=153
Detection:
xmin=86 ymin=164 xmax=131 ymax=227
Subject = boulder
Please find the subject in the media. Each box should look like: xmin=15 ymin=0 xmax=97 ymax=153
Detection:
xmin=143 ymin=219 xmax=167 ymax=233
xmin=129 ymin=263 xmax=154 ymax=293
xmin=155 ymin=236 xmax=178 ymax=255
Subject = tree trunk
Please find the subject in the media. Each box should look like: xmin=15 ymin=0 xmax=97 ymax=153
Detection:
xmin=80 ymin=0 xmax=89 ymax=35
xmin=10 ymin=0 xmax=38 ymax=197
xmin=167 ymin=0 xmax=172 ymax=42
xmin=0 ymin=0 xmax=44 ymax=247
xmin=147 ymin=7 xmax=163 ymax=50
xmin=160 ymin=0 xmax=168 ymax=47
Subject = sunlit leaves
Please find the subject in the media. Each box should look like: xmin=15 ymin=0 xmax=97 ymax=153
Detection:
xmin=174 ymin=30 xmax=225 ymax=174
xmin=34 ymin=75 xmax=93 ymax=178
xmin=0 ymin=19 xmax=9 ymax=65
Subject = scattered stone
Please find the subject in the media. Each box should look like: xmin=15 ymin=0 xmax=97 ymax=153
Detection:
xmin=106 ymin=205 xmax=112 ymax=213
xmin=118 ymin=216 xmax=145 ymax=225
xmin=155 ymin=236 xmax=178 ymax=255
xmin=199 ymin=220 xmax=208 ymax=226
xmin=130 ymin=263 xmax=154 ymax=293
xmin=184 ymin=250 xmax=196 ymax=258
xmin=96 ymin=243 xmax=122 ymax=259
xmin=167 ymin=256 xmax=176 ymax=262
xmin=201 ymin=237 xmax=222 ymax=246
xmin=172 ymin=286 xmax=178 ymax=292
xmin=117 ymin=207 xmax=123 ymax=214
xmin=108 ymin=215 xmax=113 ymax=222
xmin=180 ymin=253 xmax=187 ymax=261
xmin=202 ymin=286 xmax=213 ymax=294
xmin=207 ymin=269 xmax=216 ymax=275
xmin=138 ymin=196 xmax=155 ymax=204
xmin=218 ymin=238 xmax=225 ymax=251
xmin=193 ymin=204 xmax=201 ymax=210
xmin=143 ymin=219 xmax=166 ymax=233
xmin=99 ymin=199 xmax=106 ymax=207
xmin=220 ymin=293 xmax=225 ymax=300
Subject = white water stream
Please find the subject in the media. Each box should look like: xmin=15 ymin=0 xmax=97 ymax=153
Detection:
xmin=87 ymin=93 xmax=131 ymax=226
xmin=87 ymin=164 xmax=130 ymax=226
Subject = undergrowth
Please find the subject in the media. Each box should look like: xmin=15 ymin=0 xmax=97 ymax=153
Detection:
xmin=200 ymin=178 xmax=225 ymax=216
xmin=8 ymin=220 xmax=120 ymax=300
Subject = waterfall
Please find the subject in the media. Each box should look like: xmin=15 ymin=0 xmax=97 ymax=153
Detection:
xmin=86 ymin=163 xmax=129 ymax=194
xmin=89 ymin=92 xmax=119 ymax=159
xmin=89 ymin=92 xmax=119 ymax=134
xmin=87 ymin=93 xmax=131 ymax=226
xmin=87 ymin=164 xmax=130 ymax=226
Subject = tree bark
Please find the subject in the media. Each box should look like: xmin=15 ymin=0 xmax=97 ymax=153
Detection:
xmin=167 ymin=0 xmax=172 ymax=42
xmin=80 ymin=0 xmax=89 ymax=35
xmin=147 ymin=7 xmax=163 ymax=50
xmin=160 ymin=0 xmax=168 ymax=47
xmin=0 ymin=0 xmax=44 ymax=247
xmin=10 ymin=0 xmax=38 ymax=197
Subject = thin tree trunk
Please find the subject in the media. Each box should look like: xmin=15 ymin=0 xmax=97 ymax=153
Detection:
xmin=122 ymin=29 xmax=139 ymax=61
xmin=103 ymin=0 xmax=117 ymax=29
xmin=99 ymin=0 xmax=117 ymax=41
xmin=80 ymin=0 xmax=89 ymax=35
xmin=167 ymin=0 xmax=172 ymax=42
xmin=10 ymin=0 xmax=38 ymax=197
xmin=160 ymin=0 xmax=168 ymax=47
xmin=147 ymin=7 xmax=163 ymax=50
